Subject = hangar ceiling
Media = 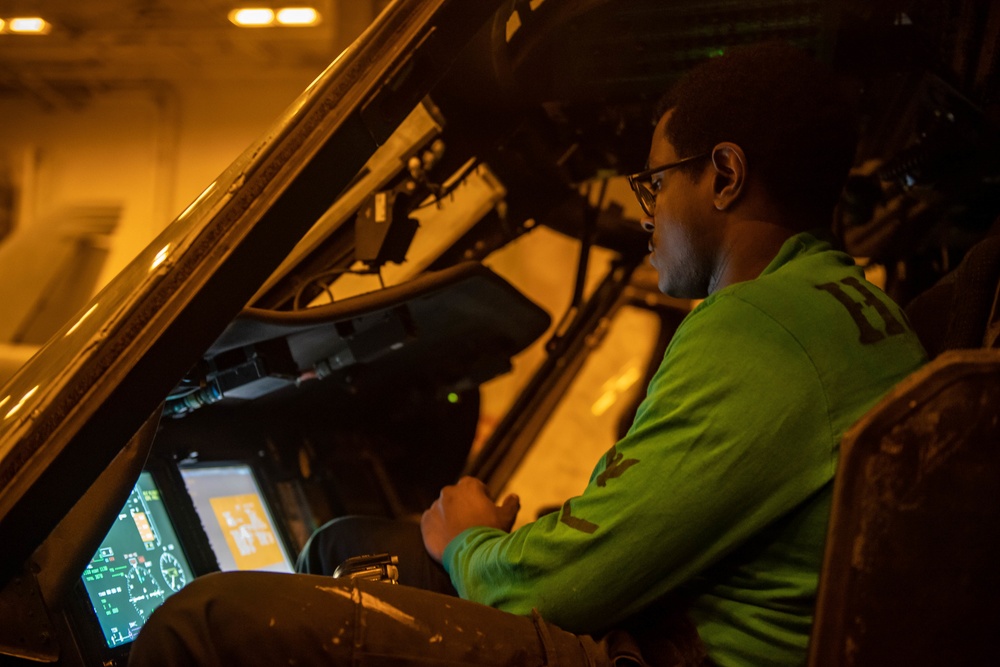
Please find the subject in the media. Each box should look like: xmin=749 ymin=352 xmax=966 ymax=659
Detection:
xmin=0 ymin=0 xmax=389 ymax=108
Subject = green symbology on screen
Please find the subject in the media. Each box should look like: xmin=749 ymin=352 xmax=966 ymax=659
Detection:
xmin=81 ymin=471 xmax=193 ymax=648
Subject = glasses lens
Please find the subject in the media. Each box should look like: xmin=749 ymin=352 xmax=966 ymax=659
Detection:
xmin=628 ymin=176 xmax=652 ymax=215
xmin=628 ymin=176 xmax=655 ymax=216
xmin=639 ymin=184 xmax=655 ymax=216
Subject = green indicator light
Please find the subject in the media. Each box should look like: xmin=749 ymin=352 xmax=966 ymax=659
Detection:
xmin=708 ymin=48 xmax=725 ymax=58
xmin=447 ymin=392 xmax=459 ymax=404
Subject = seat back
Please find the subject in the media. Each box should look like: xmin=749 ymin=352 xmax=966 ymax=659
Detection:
xmin=808 ymin=349 xmax=1000 ymax=666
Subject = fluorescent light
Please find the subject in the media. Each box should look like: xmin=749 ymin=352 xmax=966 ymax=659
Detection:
xmin=227 ymin=7 xmax=321 ymax=28
xmin=276 ymin=7 xmax=320 ymax=26
xmin=229 ymin=8 xmax=275 ymax=27
xmin=9 ymin=17 xmax=50 ymax=34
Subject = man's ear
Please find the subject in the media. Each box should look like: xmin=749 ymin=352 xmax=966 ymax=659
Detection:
xmin=710 ymin=142 xmax=747 ymax=211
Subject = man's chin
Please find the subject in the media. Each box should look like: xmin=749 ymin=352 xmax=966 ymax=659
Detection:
xmin=659 ymin=276 xmax=705 ymax=300
xmin=659 ymin=278 xmax=684 ymax=299
xmin=651 ymin=260 xmax=676 ymax=297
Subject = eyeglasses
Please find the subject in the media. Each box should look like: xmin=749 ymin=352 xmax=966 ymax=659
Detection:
xmin=627 ymin=153 xmax=711 ymax=217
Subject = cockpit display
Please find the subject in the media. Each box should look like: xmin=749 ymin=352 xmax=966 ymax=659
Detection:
xmin=80 ymin=471 xmax=193 ymax=648
xmin=179 ymin=463 xmax=294 ymax=573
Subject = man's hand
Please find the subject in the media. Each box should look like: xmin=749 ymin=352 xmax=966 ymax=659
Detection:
xmin=420 ymin=476 xmax=520 ymax=563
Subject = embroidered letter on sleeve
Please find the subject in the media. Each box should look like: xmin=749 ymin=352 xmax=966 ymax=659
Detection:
xmin=596 ymin=445 xmax=639 ymax=487
xmin=559 ymin=500 xmax=599 ymax=534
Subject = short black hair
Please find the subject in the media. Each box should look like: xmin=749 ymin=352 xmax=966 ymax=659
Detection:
xmin=659 ymin=41 xmax=859 ymax=226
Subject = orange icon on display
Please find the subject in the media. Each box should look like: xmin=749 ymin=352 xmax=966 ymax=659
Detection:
xmin=209 ymin=494 xmax=283 ymax=570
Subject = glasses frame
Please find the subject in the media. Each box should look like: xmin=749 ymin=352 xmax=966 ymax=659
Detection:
xmin=627 ymin=152 xmax=711 ymax=217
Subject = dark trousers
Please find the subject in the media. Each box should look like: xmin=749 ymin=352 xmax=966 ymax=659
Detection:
xmin=295 ymin=516 xmax=458 ymax=594
xmin=128 ymin=517 xmax=616 ymax=666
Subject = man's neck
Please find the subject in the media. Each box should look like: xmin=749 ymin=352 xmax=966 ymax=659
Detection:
xmin=709 ymin=219 xmax=800 ymax=294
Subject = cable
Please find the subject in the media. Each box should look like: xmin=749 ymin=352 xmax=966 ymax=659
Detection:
xmin=292 ymin=267 xmax=353 ymax=310
xmin=291 ymin=264 xmax=393 ymax=309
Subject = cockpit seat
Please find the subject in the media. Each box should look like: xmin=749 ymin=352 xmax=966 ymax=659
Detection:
xmin=808 ymin=349 xmax=1000 ymax=665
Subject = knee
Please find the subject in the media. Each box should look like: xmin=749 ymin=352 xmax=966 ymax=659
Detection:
xmin=297 ymin=516 xmax=358 ymax=574
xmin=130 ymin=572 xmax=359 ymax=667
xmin=129 ymin=572 xmax=257 ymax=666
xmin=147 ymin=570 xmax=242 ymax=623
xmin=299 ymin=515 xmax=409 ymax=575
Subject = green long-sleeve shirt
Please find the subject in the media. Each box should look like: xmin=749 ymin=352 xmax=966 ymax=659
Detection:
xmin=444 ymin=233 xmax=927 ymax=665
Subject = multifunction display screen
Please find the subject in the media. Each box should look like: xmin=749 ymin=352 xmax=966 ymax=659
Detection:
xmin=81 ymin=471 xmax=193 ymax=648
xmin=180 ymin=464 xmax=294 ymax=573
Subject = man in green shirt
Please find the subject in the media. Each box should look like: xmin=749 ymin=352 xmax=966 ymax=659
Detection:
xmin=131 ymin=42 xmax=927 ymax=667
xmin=422 ymin=41 xmax=927 ymax=664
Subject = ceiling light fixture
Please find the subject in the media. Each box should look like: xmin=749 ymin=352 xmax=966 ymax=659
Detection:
xmin=229 ymin=8 xmax=275 ymax=27
xmin=7 ymin=17 xmax=51 ymax=34
xmin=228 ymin=6 xmax=321 ymax=28
xmin=276 ymin=7 xmax=320 ymax=26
